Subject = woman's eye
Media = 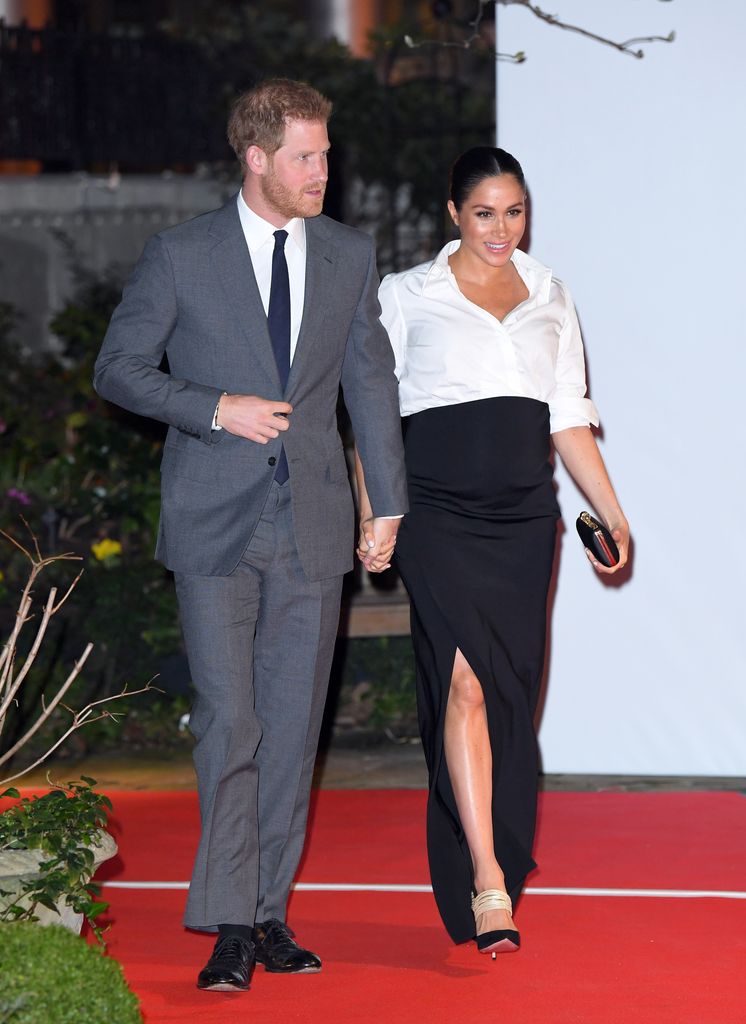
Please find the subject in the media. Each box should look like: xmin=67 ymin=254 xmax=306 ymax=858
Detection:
xmin=507 ymin=208 xmax=523 ymax=217
xmin=476 ymin=211 xmax=493 ymax=218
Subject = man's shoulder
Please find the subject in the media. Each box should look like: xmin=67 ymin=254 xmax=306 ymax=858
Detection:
xmin=309 ymin=214 xmax=374 ymax=252
xmin=154 ymin=196 xmax=238 ymax=249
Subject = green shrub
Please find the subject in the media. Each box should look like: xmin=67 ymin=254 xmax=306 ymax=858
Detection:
xmin=0 ymin=921 xmax=141 ymax=1024
xmin=0 ymin=779 xmax=112 ymax=939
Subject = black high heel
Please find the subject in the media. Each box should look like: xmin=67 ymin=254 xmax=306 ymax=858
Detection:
xmin=472 ymin=889 xmax=521 ymax=958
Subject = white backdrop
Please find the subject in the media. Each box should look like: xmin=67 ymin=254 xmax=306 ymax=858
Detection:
xmin=496 ymin=1 xmax=746 ymax=774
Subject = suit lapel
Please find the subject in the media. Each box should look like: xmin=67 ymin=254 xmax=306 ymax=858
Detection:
xmin=286 ymin=217 xmax=337 ymax=395
xmin=208 ymin=198 xmax=281 ymax=389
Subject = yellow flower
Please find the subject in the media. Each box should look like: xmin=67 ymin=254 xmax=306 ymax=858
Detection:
xmin=91 ymin=538 xmax=122 ymax=562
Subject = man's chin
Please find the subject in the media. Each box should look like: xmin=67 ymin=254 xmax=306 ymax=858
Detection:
xmin=299 ymin=197 xmax=324 ymax=218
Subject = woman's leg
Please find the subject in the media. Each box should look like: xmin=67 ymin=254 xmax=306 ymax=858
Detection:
xmin=443 ymin=647 xmax=514 ymax=934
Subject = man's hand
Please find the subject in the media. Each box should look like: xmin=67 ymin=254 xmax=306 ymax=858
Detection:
xmin=356 ymin=517 xmax=401 ymax=573
xmin=217 ymin=394 xmax=293 ymax=443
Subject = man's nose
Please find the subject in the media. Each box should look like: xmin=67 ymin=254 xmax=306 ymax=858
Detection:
xmin=308 ymin=155 xmax=327 ymax=179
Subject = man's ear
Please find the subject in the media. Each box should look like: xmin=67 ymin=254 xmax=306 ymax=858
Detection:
xmin=246 ymin=145 xmax=268 ymax=176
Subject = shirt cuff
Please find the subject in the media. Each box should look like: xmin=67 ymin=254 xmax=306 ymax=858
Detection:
xmin=549 ymin=397 xmax=600 ymax=434
xmin=212 ymin=394 xmax=226 ymax=431
xmin=378 ymin=514 xmax=404 ymax=520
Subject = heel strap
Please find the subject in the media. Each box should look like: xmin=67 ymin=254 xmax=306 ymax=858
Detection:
xmin=471 ymin=889 xmax=513 ymax=916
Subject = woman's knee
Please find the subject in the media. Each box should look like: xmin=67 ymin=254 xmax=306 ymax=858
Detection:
xmin=449 ymin=664 xmax=485 ymax=710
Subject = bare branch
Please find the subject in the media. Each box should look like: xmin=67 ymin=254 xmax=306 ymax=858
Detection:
xmin=0 ymin=593 xmax=31 ymax=679
xmin=499 ymin=1 xmax=675 ymax=60
xmin=0 ymin=642 xmax=95 ymax=768
xmin=51 ymin=569 xmax=85 ymax=615
xmin=0 ymin=530 xmax=153 ymax=788
xmin=0 ymin=682 xmax=155 ymax=787
xmin=404 ymin=34 xmax=525 ymax=63
xmin=0 ymin=589 xmax=57 ymax=723
xmin=403 ymin=0 xmax=674 ymax=62
xmin=0 ymin=527 xmax=34 ymax=562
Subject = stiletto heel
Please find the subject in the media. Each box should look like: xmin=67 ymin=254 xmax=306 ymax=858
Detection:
xmin=471 ymin=889 xmax=520 ymax=955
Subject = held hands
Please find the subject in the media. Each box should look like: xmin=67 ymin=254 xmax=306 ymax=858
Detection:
xmin=217 ymin=394 xmax=293 ymax=443
xmin=585 ymin=516 xmax=630 ymax=575
xmin=357 ymin=517 xmax=401 ymax=573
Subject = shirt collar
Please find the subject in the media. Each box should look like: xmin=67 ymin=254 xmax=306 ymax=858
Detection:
xmin=237 ymin=191 xmax=306 ymax=255
xmin=423 ymin=239 xmax=553 ymax=303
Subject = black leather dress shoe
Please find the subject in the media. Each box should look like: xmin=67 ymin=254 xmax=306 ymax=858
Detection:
xmin=197 ymin=934 xmax=255 ymax=991
xmin=253 ymin=919 xmax=322 ymax=974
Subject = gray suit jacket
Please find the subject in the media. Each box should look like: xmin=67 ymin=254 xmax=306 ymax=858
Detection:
xmin=94 ymin=196 xmax=407 ymax=579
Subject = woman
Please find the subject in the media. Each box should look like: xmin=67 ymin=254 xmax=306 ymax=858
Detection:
xmin=356 ymin=147 xmax=629 ymax=956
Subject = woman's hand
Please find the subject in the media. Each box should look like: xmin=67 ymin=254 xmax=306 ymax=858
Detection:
xmin=585 ymin=515 xmax=630 ymax=575
xmin=357 ymin=516 xmax=399 ymax=573
xmin=551 ymin=427 xmax=629 ymax=578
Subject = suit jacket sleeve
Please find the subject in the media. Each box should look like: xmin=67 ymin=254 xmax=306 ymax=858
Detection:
xmin=340 ymin=239 xmax=408 ymax=517
xmin=93 ymin=234 xmax=222 ymax=444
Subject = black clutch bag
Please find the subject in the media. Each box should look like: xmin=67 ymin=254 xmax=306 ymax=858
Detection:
xmin=576 ymin=511 xmax=619 ymax=568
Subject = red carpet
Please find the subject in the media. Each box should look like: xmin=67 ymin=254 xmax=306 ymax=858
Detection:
xmin=21 ymin=790 xmax=746 ymax=1022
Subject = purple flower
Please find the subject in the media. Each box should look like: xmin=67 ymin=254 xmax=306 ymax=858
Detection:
xmin=7 ymin=488 xmax=31 ymax=506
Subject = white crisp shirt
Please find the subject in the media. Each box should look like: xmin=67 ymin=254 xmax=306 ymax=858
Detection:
xmin=378 ymin=240 xmax=599 ymax=434
xmin=237 ymin=190 xmax=306 ymax=361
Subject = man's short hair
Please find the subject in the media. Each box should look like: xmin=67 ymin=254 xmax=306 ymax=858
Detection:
xmin=227 ymin=78 xmax=333 ymax=174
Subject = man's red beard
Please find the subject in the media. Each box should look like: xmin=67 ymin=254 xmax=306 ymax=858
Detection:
xmin=261 ymin=168 xmax=326 ymax=220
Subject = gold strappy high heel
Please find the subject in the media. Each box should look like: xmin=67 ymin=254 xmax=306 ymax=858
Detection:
xmin=471 ymin=889 xmax=520 ymax=958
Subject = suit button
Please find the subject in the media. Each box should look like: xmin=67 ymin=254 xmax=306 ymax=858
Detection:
xmin=268 ymin=456 xmax=277 ymax=466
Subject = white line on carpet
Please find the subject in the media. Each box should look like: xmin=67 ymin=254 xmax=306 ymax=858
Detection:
xmin=99 ymin=881 xmax=746 ymax=899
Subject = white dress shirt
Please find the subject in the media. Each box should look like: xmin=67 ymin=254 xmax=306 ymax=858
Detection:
xmin=378 ymin=240 xmax=599 ymax=434
xmin=213 ymin=194 xmax=307 ymax=430
xmin=237 ymin=190 xmax=306 ymax=360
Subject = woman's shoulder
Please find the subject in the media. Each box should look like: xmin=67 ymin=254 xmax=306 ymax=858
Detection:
xmin=380 ymin=256 xmax=435 ymax=290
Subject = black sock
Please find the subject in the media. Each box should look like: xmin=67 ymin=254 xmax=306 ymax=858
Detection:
xmin=218 ymin=923 xmax=253 ymax=940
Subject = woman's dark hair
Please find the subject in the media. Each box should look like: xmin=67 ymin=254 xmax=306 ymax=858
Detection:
xmin=449 ymin=147 xmax=526 ymax=210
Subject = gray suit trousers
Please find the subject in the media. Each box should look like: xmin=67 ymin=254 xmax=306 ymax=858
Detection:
xmin=175 ymin=481 xmax=343 ymax=930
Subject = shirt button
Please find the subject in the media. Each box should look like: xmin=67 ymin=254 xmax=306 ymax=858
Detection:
xmin=268 ymin=456 xmax=277 ymax=467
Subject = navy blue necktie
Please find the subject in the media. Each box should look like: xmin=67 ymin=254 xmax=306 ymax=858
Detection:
xmin=267 ymin=229 xmax=290 ymax=484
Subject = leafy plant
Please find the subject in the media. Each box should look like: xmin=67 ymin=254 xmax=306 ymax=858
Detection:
xmin=0 ymin=920 xmax=141 ymax=1023
xmin=0 ymin=778 xmax=112 ymax=941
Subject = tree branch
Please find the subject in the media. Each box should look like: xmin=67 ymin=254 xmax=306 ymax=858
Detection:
xmin=403 ymin=0 xmax=674 ymax=62
xmin=0 ymin=682 xmax=155 ymax=787
xmin=0 ymin=642 xmax=95 ymax=768
xmin=505 ymin=1 xmax=675 ymax=60
xmin=0 ymin=590 xmax=56 ymax=724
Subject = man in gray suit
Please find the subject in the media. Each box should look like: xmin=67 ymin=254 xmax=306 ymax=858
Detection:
xmin=94 ymin=79 xmax=406 ymax=992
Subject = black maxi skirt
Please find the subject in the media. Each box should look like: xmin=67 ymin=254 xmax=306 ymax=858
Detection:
xmin=394 ymin=396 xmax=560 ymax=944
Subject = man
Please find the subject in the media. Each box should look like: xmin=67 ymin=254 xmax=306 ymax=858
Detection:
xmin=94 ymin=79 xmax=406 ymax=992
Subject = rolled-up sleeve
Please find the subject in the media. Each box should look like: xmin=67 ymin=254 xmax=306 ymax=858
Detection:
xmin=548 ymin=281 xmax=600 ymax=433
xmin=378 ymin=273 xmax=407 ymax=381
